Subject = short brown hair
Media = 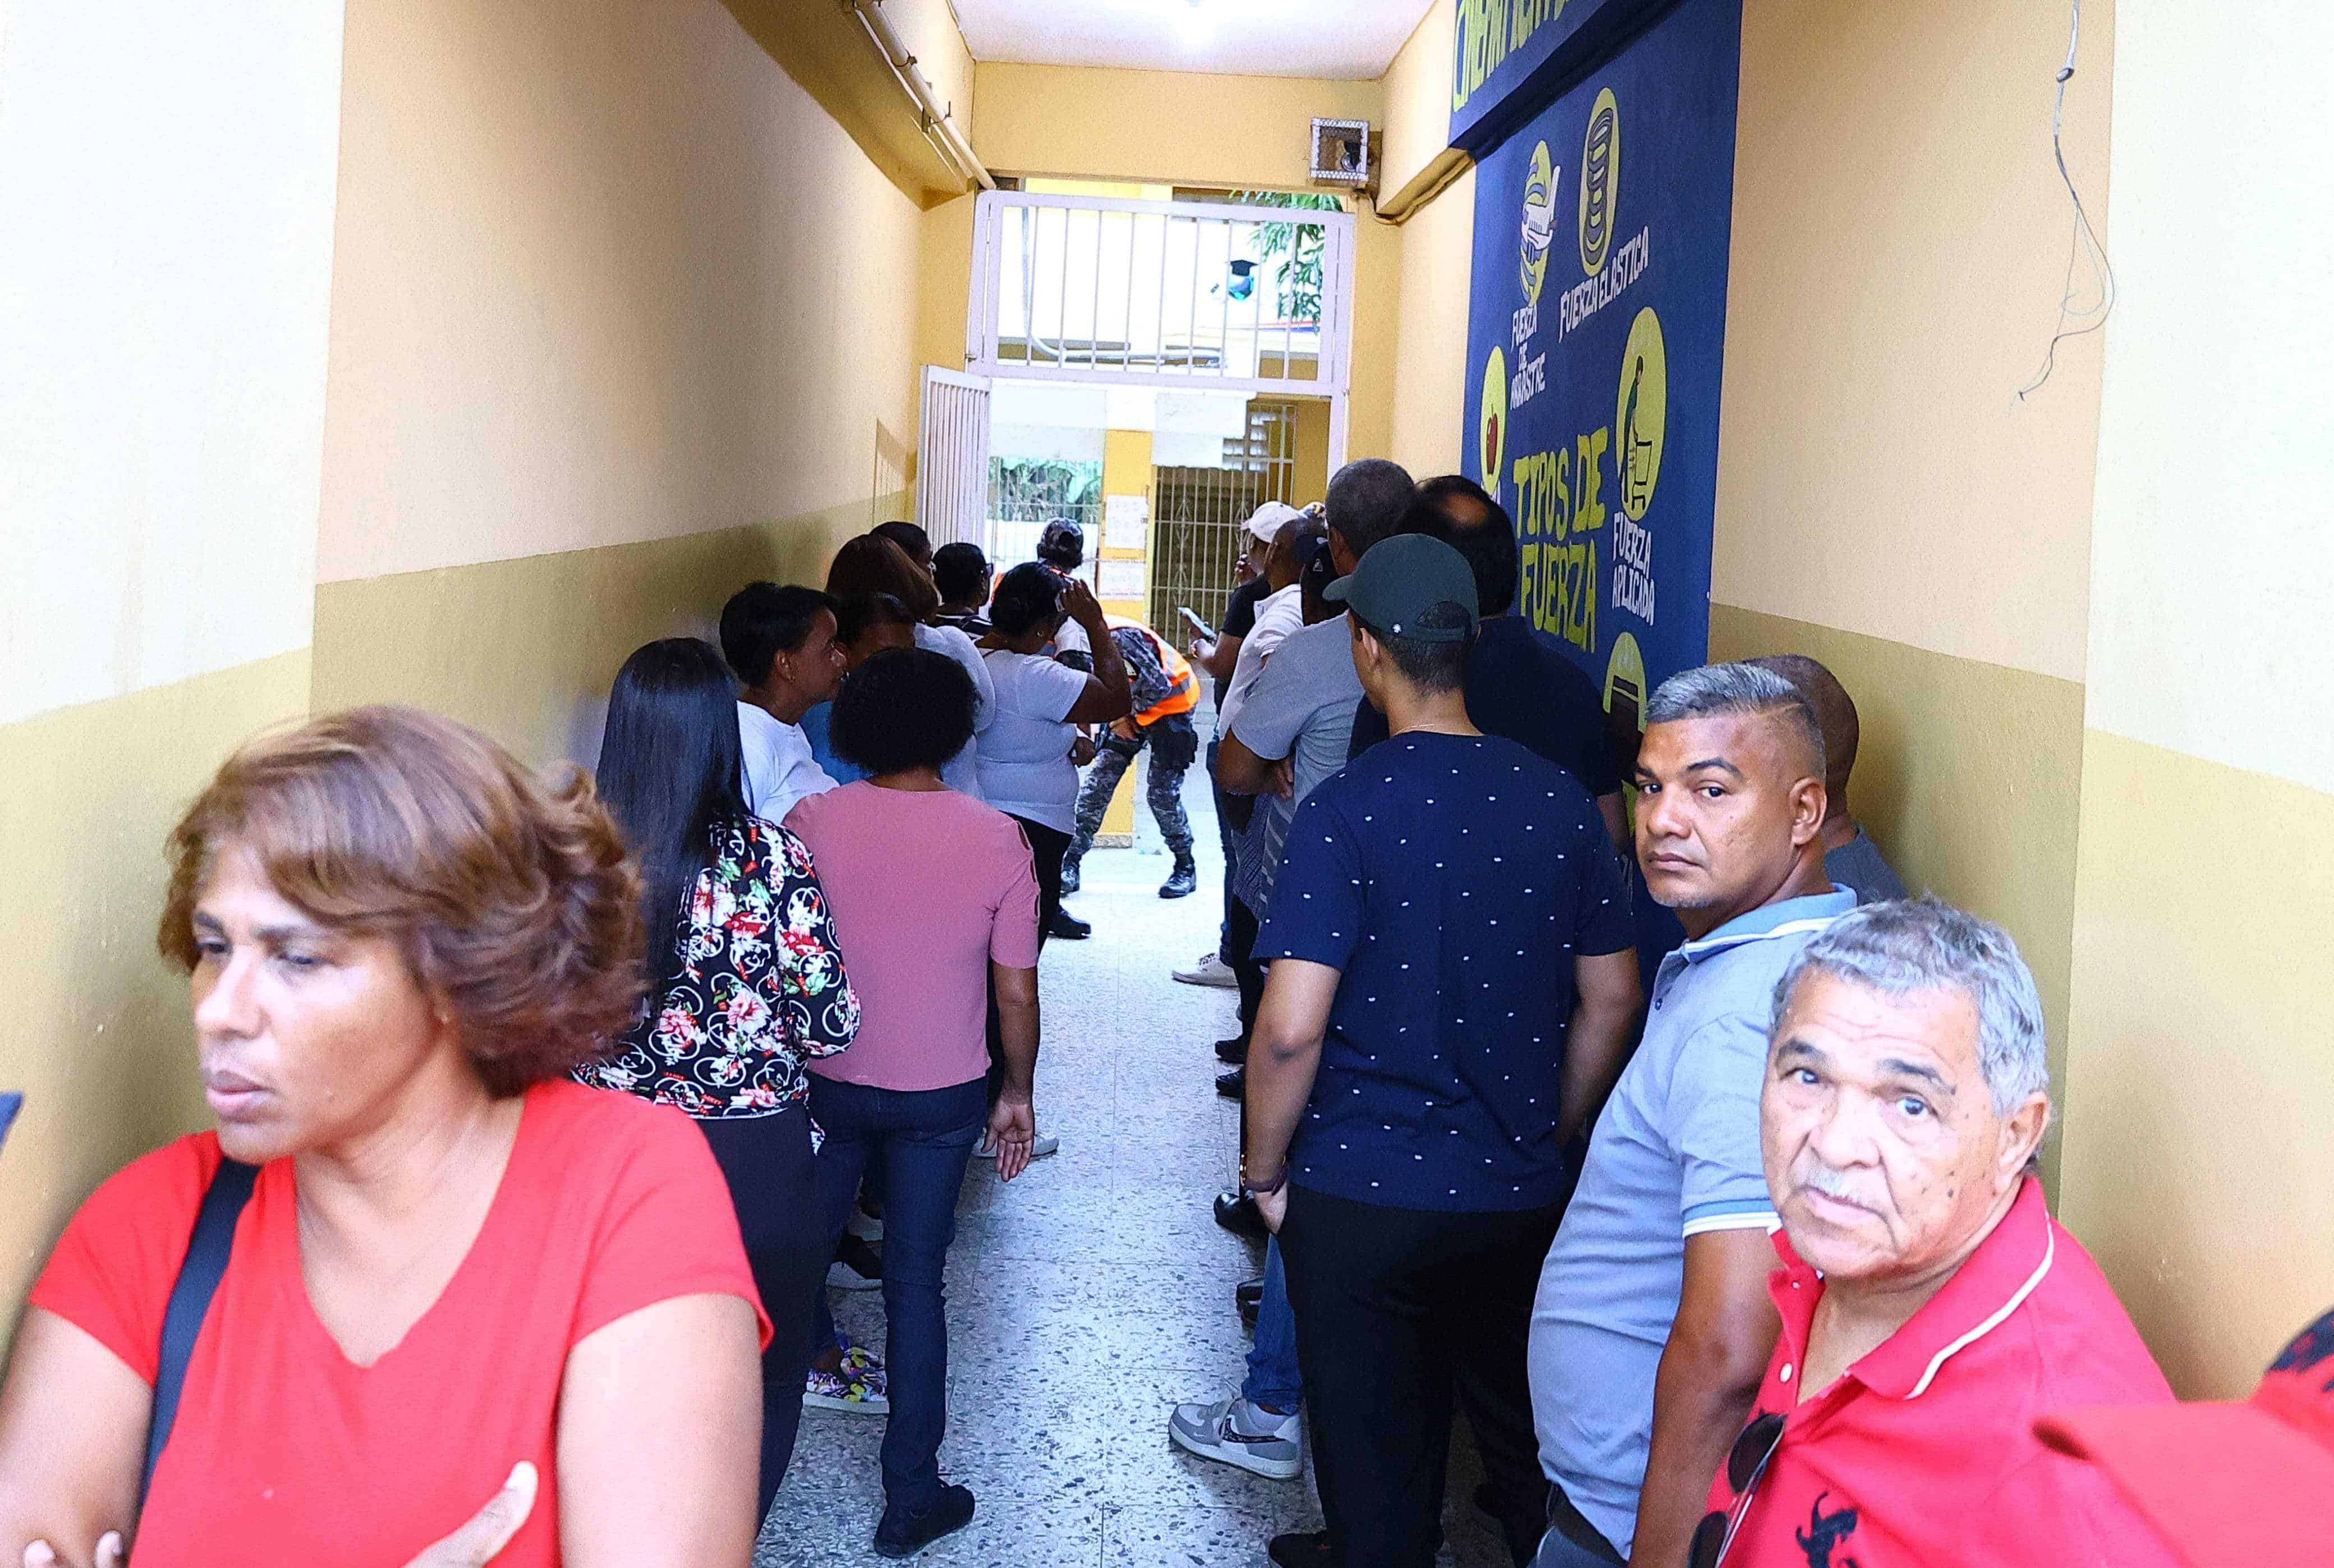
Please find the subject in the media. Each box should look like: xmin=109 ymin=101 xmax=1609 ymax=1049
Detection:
xmin=159 ymin=707 xmax=646 ymax=1096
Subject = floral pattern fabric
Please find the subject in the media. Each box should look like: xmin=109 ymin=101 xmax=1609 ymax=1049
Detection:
xmin=577 ymin=817 xmax=858 ymax=1125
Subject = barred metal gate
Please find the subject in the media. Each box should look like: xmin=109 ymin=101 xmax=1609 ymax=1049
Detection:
xmin=1148 ymin=402 xmax=1297 ymax=637
xmin=915 ymin=367 xmax=991 ymax=546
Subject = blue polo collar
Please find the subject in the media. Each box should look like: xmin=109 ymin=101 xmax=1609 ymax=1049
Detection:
xmin=1676 ymin=888 xmax=1857 ymax=964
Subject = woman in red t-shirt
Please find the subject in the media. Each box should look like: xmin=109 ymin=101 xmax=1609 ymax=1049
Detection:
xmin=0 ymin=708 xmax=770 ymax=1567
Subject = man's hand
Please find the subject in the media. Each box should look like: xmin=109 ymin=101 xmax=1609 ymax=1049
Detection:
xmin=986 ymin=1095 xmax=1037 ymax=1181
xmin=1110 ymin=718 xmax=1138 ymax=742
xmin=1255 ymin=1185 xmax=1289 ymax=1234
xmin=22 ymin=1463 xmax=537 ymax=1568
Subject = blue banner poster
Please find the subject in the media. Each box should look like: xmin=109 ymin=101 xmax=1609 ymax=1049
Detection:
xmin=1462 ymin=0 xmax=1743 ymax=763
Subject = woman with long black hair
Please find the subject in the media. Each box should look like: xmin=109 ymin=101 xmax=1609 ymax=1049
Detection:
xmin=578 ymin=637 xmax=861 ymax=1520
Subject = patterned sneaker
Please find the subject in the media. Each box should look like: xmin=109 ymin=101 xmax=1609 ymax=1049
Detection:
xmin=806 ymin=1358 xmax=890 ymax=1414
xmin=1168 ymin=1395 xmax=1302 ymax=1479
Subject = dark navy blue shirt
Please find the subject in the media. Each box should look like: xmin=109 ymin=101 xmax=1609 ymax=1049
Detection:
xmin=1349 ymin=616 xmax=1624 ymax=799
xmin=1258 ymin=731 xmax=1635 ymax=1212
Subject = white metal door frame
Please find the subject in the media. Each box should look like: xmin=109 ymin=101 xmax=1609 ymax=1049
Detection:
xmin=915 ymin=366 xmax=991 ymax=548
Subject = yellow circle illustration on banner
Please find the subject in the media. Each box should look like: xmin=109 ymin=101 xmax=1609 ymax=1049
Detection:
xmin=1605 ymin=632 xmax=1647 ymax=727
xmin=1578 ymin=86 xmax=1621 ymax=277
xmin=1480 ymin=346 xmax=1509 ymax=505
xmin=1519 ymin=141 xmax=1555 ymax=307
xmin=1614 ymin=306 xmax=1666 ymax=521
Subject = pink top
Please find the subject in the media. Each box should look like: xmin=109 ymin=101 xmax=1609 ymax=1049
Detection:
xmin=785 ymin=781 xmax=1040 ymax=1091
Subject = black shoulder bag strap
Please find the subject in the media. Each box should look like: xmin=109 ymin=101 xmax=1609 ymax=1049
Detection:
xmin=140 ymin=1157 xmax=258 ymax=1506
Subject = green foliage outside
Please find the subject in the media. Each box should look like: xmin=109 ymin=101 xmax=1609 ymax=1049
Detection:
xmin=990 ymin=457 xmax=1102 ymax=522
xmin=1232 ymin=191 xmax=1344 ymax=326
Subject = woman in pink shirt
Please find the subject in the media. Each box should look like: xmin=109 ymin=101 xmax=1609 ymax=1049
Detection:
xmin=782 ymin=647 xmax=1042 ymax=1560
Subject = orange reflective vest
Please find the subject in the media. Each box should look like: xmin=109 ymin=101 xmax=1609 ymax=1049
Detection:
xmin=1108 ymin=616 xmax=1201 ymax=725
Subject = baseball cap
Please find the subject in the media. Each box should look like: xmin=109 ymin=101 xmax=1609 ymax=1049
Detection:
xmin=2034 ymin=1305 xmax=2334 ymax=1566
xmin=1324 ymin=533 xmax=1479 ymax=642
xmin=1240 ymin=501 xmax=1306 ymax=546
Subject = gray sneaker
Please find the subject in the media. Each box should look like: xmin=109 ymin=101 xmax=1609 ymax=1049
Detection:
xmin=1168 ymin=1395 xmax=1302 ymax=1479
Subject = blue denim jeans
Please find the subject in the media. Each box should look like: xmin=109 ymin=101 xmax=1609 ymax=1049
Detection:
xmin=1240 ymin=1236 xmax=1302 ymax=1411
xmin=807 ymin=1074 xmax=987 ymax=1513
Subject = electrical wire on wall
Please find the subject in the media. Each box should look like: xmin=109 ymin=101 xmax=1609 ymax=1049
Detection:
xmin=2019 ymin=0 xmax=2115 ymax=401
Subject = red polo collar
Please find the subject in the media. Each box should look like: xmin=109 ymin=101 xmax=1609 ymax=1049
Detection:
xmin=1771 ymin=1174 xmax=2055 ymax=1399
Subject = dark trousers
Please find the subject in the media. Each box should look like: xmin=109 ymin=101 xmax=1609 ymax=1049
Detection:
xmin=1226 ymin=893 xmax=1267 ymax=1039
xmin=698 ymin=1106 xmax=829 ymax=1525
xmin=1068 ymin=713 xmax=1197 ymax=859
xmin=1279 ymin=1185 xmax=1564 ymax=1568
xmin=807 ymin=1074 xmax=988 ymax=1514
xmin=986 ymin=815 xmax=1067 ymax=1103
xmin=1210 ymin=738 xmax=1256 ymax=963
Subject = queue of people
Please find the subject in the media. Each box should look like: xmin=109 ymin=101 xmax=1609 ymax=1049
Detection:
xmin=0 ymin=473 xmax=2319 ymax=1568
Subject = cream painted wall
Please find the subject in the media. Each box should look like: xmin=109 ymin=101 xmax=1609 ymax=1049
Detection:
xmin=2059 ymin=0 xmax=2334 ymax=1397
xmin=0 ymin=0 xmax=343 ymax=726
xmin=0 ymin=1 xmax=345 ymax=1342
xmin=1713 ymin=0 xmax=2114 ymax=686
xmin=973 ymin=62 xmax=1382 ymax=191
xmin=318 ymin=0 xmax=927 ymax=584
xmin=2080 ymin=3 xmax=2334 ymax=793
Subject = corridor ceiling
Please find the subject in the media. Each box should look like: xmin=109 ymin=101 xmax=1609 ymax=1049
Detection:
xmin=950 ymin=0 xmax=1438 ymax=81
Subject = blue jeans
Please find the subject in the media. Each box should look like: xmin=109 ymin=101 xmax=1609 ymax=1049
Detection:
xmin=1240 ymin=1236 xmax=1302 ymax=1411
xmin=807 ymin=1074 xmax=987 ymax=1514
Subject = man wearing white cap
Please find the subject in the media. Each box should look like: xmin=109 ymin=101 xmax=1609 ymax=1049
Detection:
xmin=1175 ymin=499 xmax=1310 ymax=991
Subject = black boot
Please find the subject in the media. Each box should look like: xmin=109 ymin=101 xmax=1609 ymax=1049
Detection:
xmin=1159 ymin=849 xmax=1197 ymax=899
xmin=1060 ymin=854 xmax=1082 ymax=894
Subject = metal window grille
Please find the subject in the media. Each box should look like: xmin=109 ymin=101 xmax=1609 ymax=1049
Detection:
xmin=1147 ymin=403 xmax=1297 ymax=637
xmin=967 ymin=190 xmax=1354 ymax=470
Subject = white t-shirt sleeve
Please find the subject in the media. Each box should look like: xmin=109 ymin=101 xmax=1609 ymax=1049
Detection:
xmin=1218 ymin=586 xmax=1303 ymax=735
xmin=738 ymin=703 xmax=838 ymax=825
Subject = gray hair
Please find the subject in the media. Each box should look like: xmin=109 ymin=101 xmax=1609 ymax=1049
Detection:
xmin=1772 ymin=897 xmax=2051 ymax=1116
xmin=1646 ymin=661 xmax=1826 ymax=779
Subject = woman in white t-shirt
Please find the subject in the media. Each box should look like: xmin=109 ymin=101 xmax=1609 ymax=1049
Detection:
xmin=825 ymin=535 xmax=996 ymax=799
xmin=975 ymin=565 xmax=1131 ymax=936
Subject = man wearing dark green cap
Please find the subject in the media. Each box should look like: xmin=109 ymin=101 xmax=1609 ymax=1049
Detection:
xmin=1240 ymin=534 xmax=1646 ymax=1568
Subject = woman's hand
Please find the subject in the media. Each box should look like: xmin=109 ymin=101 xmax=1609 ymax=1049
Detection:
xmin=1059 ymin=577 xmax=1108 ymax=633
xmin=22 ymin=1533 xmax=123 ymax=1568
xmin=986 ymin=1095 xmax=1038 ymax=1182
xmin=1068 ymin=735 xmax=1097 ymax=767
xmin=405 ymin=1462 xmax=538 ymax=1566
xmin=20 ymin=1465 xmax=533 ymax=1568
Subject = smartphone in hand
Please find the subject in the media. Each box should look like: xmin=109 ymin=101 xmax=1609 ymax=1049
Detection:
xmin=1178 ymin=606 xmax=1216 ymax=643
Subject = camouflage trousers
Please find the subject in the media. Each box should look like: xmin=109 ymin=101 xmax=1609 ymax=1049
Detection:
xmin=1068 ymin=712 xmax=1198 ymax=862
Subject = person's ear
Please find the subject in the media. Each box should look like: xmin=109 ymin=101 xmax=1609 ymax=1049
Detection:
xmin=1996 ymin=1092 xmax=2051 ymax=1187
xmin=1788 ymin=775 xmax=1828 ymax=849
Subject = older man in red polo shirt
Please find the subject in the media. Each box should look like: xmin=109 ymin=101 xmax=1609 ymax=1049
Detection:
xmin=1690 ymin=898 xmax=2180 ymax=1568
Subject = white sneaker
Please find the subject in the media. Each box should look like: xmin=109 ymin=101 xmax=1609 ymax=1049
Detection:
xmin=973 ymin=1133 xmax=1060 ymax=1160
xmin=1172 ymin=952 xmax=1240 ymax=989
xmin=1168 ymin=1395 xmax=1302 ymax=1479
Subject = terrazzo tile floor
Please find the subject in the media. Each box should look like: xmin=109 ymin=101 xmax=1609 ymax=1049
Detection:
xmin=759 ymin=754 xmax=1511 ymax=1567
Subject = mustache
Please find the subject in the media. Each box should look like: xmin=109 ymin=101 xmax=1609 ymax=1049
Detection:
xmin=1797 ymin=1162 xmax=1882 ymax=1211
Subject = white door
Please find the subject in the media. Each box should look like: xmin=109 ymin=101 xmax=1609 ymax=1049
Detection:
xmin=916 ymin=367 xmax=991 ymax=547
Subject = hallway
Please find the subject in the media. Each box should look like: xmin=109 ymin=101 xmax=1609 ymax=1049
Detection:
xmin=762 ymin=766 xmax=1510 ymax=1565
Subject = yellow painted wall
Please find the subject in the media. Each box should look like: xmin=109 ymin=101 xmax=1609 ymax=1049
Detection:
xmin=973 ymin=63 xmax=1381 ymax=192
xmin=2056 ymin=0 xmax=2334 ymax=1397
xmin=317 ymin=0 xmax=928 ymax=586
xmin=0 ymin=3 xmax=347 ymax=1338
xmin=1377 ymin=0 xmax=1473 ymax=481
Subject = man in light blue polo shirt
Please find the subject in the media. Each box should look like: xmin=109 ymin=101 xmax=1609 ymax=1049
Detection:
xmin=1529 ymin=664 xmax=1855 ymax=1568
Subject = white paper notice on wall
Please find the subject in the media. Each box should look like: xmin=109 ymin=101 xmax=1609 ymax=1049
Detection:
xmin=1097 ymin=559 xmax=1148 ymax=600
xmin=1104 ymin=493 xmax=1150 ymax=552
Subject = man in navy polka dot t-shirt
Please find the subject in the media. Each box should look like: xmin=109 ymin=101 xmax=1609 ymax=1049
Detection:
xmin=1241 ymin=534 xmax=1643 ymax=1568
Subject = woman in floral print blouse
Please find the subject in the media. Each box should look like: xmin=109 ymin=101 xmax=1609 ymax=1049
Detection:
xmin=580 ymin=637 xmax=859 ymax=1518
